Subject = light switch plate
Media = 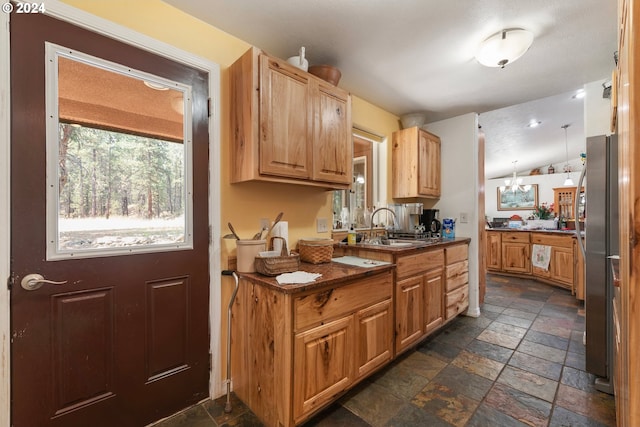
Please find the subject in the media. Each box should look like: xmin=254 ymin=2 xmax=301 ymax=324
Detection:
xmin=317 ymin=218 xmax=328 ymax=233
xmin=460 ymin=212 xmax=468 ymax=223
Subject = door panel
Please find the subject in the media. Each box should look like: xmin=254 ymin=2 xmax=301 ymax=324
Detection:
xmin=10 ymin=12 xmax=210 ymax=427
xmin=146 ymin=277 xmax=190 ymax=381
xmin=52 ymin=288 xmax=115 ymax=416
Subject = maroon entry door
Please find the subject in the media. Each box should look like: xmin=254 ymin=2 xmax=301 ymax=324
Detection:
xmin=10 ymin=12 xmax=210 ymax=427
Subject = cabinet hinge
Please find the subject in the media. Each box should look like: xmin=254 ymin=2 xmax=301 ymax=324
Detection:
xmin=207 ymin=98 xmax=212 ymax=118
xmin=7 ymin=273 xmax=14 ymax=290
xmin=208 ymin=225 xmax=212 ymax=245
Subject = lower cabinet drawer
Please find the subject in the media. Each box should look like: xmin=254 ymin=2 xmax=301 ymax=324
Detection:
xmin=446 ymin=244 xmax=468 ymax=265
xmin=445 ymin=285 xmax=468 ymax=319
xmin=294 ymin=271 xmax=392 ymax=331
xmin=396 ymin=249 xmax=444 ymax=279
xmin=446 ymin=260 xmax=469 ymax=292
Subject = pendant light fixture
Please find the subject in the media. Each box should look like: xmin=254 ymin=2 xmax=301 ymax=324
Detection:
xmin=562 ymin=124 xmax=574 ymax=186
xmin=475 ymin=28 xmax=534 ymax=68
xmin=500 ymin=160 xmax=531 ymax=193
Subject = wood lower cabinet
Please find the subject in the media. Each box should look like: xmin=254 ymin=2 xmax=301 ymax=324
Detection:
xmin=392 ymin=127 xmax=441 ymax=198
xmin=501 ymin=232 xmax=531 ymax=274
xmin=424 ymin=267 xmax=444 ymax=333
xmin=334 ymin=241 xmax=469 ymax=357
xmin=395 ymin=248 xmax=450 ymax=354
xmin=230 ymin=47 xmax=352 ymax=189
xmin=575 ymin=238 xmax=585 ymax=299
xmin=550 ymin=247 xmax=574 ymax=285
xmin=355 ymin=299 xmax=393 ymax=379
xmin=486 ymin=230 xmax=502 ymax=271
xmin=293 ymin=315 xmax=354 ymax=421
xmin=232 ymin=269 xmax=393 ymax=427
xmin=531 ymin=232 xmax=575 ymax=291
xmin=395 ymin=275 xmax=424 ymax=352
xmin=445 ymin=243 xmax=470 ymax=320
xmin=487 ymin=230 xmax=583 ymax=297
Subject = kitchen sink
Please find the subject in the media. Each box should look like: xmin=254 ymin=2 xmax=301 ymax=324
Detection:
xmin=332 ymin=256 xmax=391 ymax=268
xmin=387 ymin=240 xmax=415 ymax=247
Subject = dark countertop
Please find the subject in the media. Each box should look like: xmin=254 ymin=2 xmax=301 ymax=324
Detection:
xmin=239 ymin=237 xmax=471 ymax=294
xmin=486 ymin=228 xmax=582 ymax=236
xmin=237 ymin=261 xmax=394 ymax=294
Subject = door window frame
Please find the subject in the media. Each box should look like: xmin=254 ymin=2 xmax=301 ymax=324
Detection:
xmin=45 ymin=42 xmax=195 ymax=260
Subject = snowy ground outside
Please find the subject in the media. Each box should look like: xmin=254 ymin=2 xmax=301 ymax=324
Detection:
xmin=58 ymin=216 xmax=186 ymax=250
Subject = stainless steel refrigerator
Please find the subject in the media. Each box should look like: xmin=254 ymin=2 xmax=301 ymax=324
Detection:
xmin=576 ymin=134 xmax=618 ymax=394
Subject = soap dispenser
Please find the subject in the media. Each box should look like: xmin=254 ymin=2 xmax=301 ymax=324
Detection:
xmin=347 ymin=226 xmax=356 ymax=245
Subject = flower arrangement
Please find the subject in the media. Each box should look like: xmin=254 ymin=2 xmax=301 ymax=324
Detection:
xmin=532 ymin=202 xmax=554 ymax=220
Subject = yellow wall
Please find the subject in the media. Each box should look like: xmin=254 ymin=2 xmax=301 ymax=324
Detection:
xmin=61 ymin=0 xmax=400 ymax=390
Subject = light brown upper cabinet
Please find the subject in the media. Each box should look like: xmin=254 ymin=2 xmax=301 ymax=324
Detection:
xmin=392 ymin=127 xmax=441 ymax=198
xmin=230 ymin=47 xmax=352 ymax=189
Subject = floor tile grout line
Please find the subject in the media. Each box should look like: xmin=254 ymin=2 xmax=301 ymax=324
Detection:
xmin=461 ymin=285 xmax=574 ymax=426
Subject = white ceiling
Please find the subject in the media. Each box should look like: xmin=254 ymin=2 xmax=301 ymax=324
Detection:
xmin=162 ymin=0 xmax=618 ymax=179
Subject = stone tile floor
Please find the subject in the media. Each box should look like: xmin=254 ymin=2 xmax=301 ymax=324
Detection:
xmin=154 ymin=274 xmax=616 ymax=427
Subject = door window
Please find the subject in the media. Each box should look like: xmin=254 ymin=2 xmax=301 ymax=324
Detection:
xmin=45 ymin=43 xmax=194 ymax=259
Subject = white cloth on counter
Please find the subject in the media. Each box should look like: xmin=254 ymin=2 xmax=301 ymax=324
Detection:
xmin=276 ymin=271 xmax=322 ymax=285
xmin=532 ymin=244 xmax=551 ymax=270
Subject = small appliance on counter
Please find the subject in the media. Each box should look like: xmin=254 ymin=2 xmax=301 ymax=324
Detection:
xmin=384 ymin=203 xmax=442 ymax=242
xmin=421 ymin=209 xmax=441 ymax=235
xmin=388 ymin=202 xmax=423 ymax=231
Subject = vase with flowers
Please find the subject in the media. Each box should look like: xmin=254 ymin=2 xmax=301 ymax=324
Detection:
xmin=532 ymin=202 xmax=554 ymax=220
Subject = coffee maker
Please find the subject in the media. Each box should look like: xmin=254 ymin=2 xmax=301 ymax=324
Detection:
xmin=421 ymin=209 xmax=441 ymax=235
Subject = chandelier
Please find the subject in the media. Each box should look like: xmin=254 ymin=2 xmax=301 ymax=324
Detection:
xmin=562 ymin=124 xmax=574 ymax=186
xmin=500 ymin=160 xmax=531 ymax=193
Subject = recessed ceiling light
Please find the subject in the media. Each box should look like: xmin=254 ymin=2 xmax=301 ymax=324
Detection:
xmin=572 ymin=89 xmax=585 ymax=99
xmin=527 ymin=120 xmax=542 ymax=128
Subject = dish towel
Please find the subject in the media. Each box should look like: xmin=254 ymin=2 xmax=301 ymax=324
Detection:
xmin=276 ymin=271 xmax=322 ymax=285
xmin=532 ymin=244 xmax=551 ymax=270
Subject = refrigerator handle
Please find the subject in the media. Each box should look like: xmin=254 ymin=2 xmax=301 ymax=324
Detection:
xmin=575 ymin=164 xmax=587 ymax=261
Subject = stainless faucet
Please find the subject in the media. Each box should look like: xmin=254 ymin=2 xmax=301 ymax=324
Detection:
xmin=368 ymin=207 xmax=397 ymax=244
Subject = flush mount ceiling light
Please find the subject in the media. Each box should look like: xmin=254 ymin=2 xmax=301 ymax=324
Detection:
xmin=500 ymin=160 xmax=531 ymax=193
xmin=572 ymin=88 xmax=586 ymax=99
xmin=527 ymin=120 xmax=542 ymax=128
xmin=476 ymin=28 xmax=534 ymax=68
xmin=562 ymin=124 xmax=575 ymax=186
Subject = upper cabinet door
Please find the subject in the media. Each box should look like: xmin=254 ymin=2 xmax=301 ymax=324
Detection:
xmin=392 ymin=127 xmax=441 ymax=198
xmin=312 ymin=82 xmax=352 ymax=184
xmin=259 ymin=55 xmax=312 ymax=179
xmin=418 ymin=130 xmax=441 ymax=197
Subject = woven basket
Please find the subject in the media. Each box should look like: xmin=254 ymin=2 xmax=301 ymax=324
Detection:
xmin=254 ymin=237 xmax=300 ymax=276
xmin=298 ymin=238 xmax=334 ymax=264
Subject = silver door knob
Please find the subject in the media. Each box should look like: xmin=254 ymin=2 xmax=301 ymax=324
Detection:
xmin=20 ymin=274 xmax=68 ymax=291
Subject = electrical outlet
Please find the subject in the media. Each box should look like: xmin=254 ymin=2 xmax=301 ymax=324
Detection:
xmin=317 ymin=217 xmax=328 ymax=233
xmin=260 ymin=218 xmax=270 ymax=229
xmin=460 ymin=212 xmax=469 ymax=223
